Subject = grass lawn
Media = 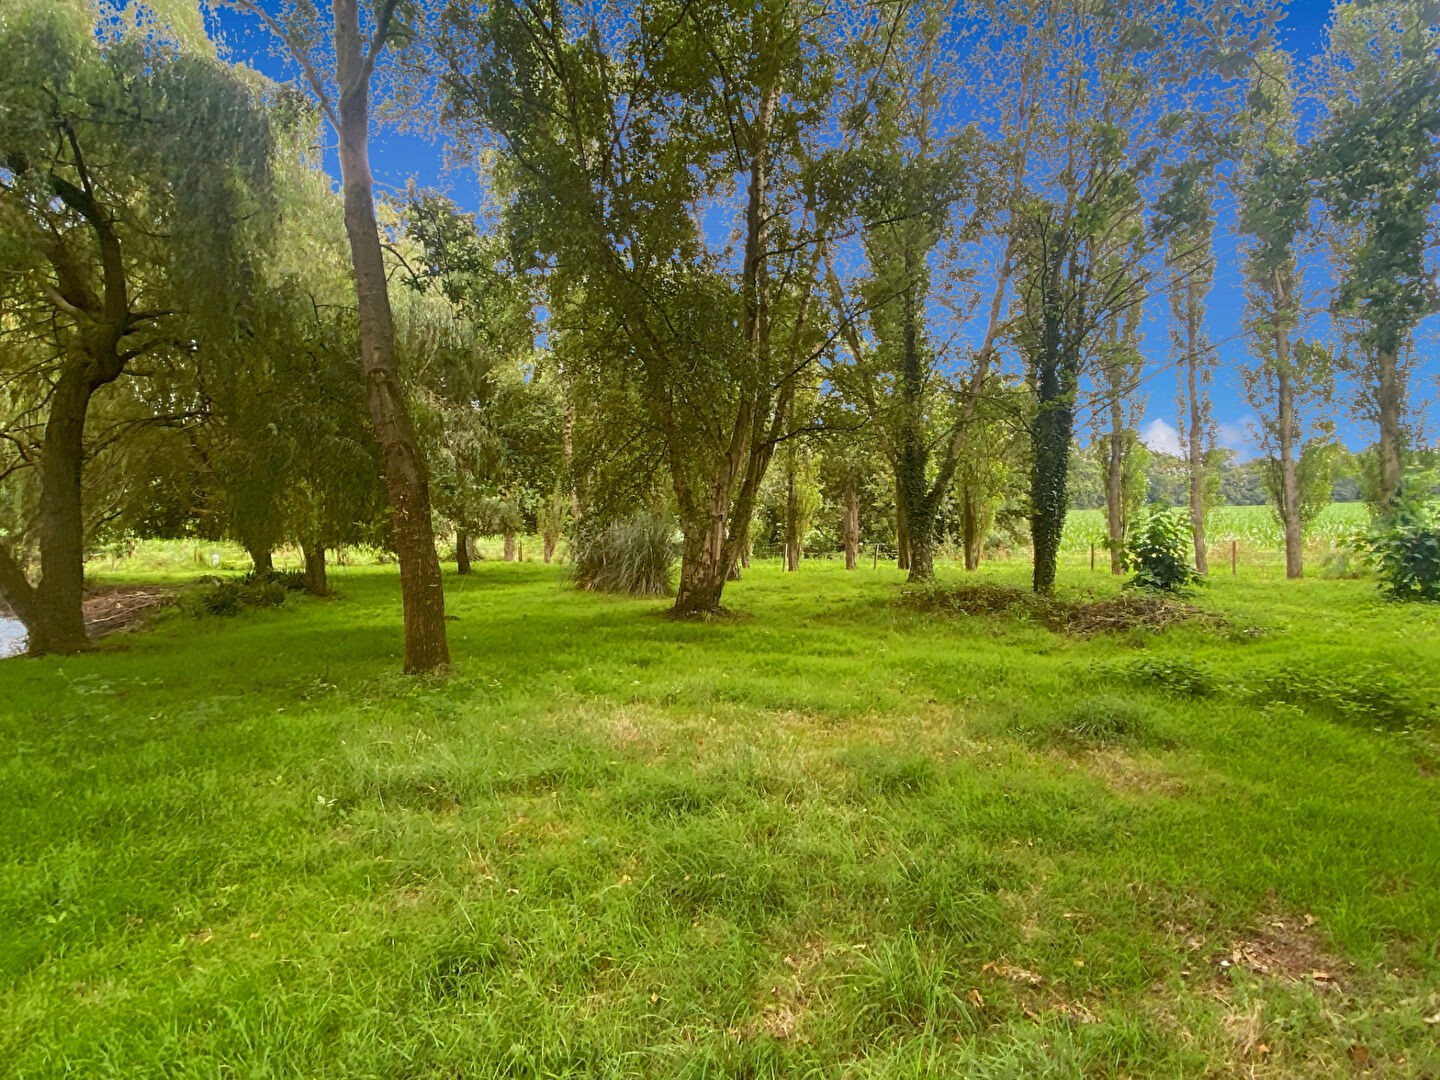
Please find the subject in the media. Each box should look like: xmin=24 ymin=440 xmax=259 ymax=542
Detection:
xmin=2 ymin=555 xmax=1439 ymax=1077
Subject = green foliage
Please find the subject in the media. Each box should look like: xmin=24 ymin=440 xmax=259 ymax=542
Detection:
xmin=1124 ymin=656 xmax=1219 ymax=698
xmin=1057 ymin=695 xmax=1153 ymax=746
xmin=1126 ymin=507 xmax=1200 ymax=592
xmin=570 ymin=511 xmax=678 ymax=597
xmin=1359 ymin=491 xmax=1440 ymax=602
xmin=4 ymin=558 xmax=1440 ymax=1075
xmin=185 ymin=577 xmax=288 ymax=617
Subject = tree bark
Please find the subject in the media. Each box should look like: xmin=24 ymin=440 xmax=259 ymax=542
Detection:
xmin=1185 ymin=350 xmax=1209 ymax=575
xmin=843 ymin=479 xmax=859 ymax=570
xmin=961 ymin=488 xmax=982 ymax=572
xmin=543 ymin=536 xmax=556 ymax=564
xmin=1105 ymin=400 xmax=1126 ymax=575
xmin=302 ymin=542 xmax=328 ymax=595
xmin=674 ymin=491 xmax=730 ymax=616
xmin=455 ymin=529 xmax=471 ymax=575
xmin=246 ymin=544 xmax=274 ymax=574
xmin=784 ymin=466 xmax=801 ymax=571
xmin=1274 ymin=320 xmax=1303 ymax=578
xmin=1376 ymin=346 xmax=1404 ymax=514
xmin=503 ymin=531 xmax=516 ymax=562
xmin=333 ymin=0 xmax=449 ymax=673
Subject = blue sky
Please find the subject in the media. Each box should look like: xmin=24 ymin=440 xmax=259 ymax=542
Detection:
xmin=209 ymin=0 xmax=1434 ymax=461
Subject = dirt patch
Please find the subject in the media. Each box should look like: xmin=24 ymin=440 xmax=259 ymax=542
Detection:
xmin=903 ymin=583 xmax=1220 ymax=636
xmin=82 ymin=585 xmax=176 ymax=638
xmin=1210 ymin=913 xmax=1348 ymax=990
xmin=0 ymin=584 xmax=175 ymax=651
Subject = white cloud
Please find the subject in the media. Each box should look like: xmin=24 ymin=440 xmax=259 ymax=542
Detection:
xmin=1140 ymin=415 xmax=1259 ymax=461
xmin=1216 ymin=416 xmax=1257 ymax=461
xmin=1140 ymin=418 xmax=1182 ymax=456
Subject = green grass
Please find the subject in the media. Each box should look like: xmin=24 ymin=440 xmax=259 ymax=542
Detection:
xmin=1064 ymin=502 xmax=1369 ymax=555
xmin=3 ymin=554 xmax=1439 ymax=1077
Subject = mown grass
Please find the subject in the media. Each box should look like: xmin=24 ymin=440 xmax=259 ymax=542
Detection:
xmin=2 ymin=554 xmax=1438 ymax=1077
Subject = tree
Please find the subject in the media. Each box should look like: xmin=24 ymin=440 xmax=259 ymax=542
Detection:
xmin=438 ymin=0 xmax=838 ymax=615
xmin=1010 ymin=0 xmax=1274 ymax=593
xmin=231 ymin=0 xmax=451 ymax=671
xmin=1236 ymin=49 xmax=1329 ymax=577
xmin=827 ymin=3 xmax=1037 ymax=584
xmin=1156 ymin=158 xmax=1220 ymax=574
xmin=0 ymin=2 xmax=272 ymax=652
xmin=1309 ymin=0 xmax=1440 ymax=513
xmin=1093 ymin=293 xmax=1148 ymax=573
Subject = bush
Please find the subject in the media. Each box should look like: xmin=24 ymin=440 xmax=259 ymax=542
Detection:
xmin=1357 ymin=495 xmax=1440 ymax=602
xmin=187 ymin=577 xmax=288 ymax=617
xmin=1124 ymin=656 xmax=1218 ymax=698
xmin=570 ymin=510 xmax=679 ymax=597
xmin=1125 ymin=507 xmax=1200 ymax=593
xmin=243 ymin=568 xmax=309 ymax=592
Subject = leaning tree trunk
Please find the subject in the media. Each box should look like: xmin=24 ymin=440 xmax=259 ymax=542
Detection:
xmin=843 ymin=479 xmax=860 ymax=571
xmin=334 ymin=0 xmax=449 ymax=673
xmin=1375 ymin=345 xmax=1404 ymax=514
xmin=302 ymin=542 xmax=328 ymax=596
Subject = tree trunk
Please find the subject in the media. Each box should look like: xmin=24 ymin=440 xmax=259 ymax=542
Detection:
xmin=1185 ymin=352 xmax=1209 ymax=575
xmin=247 ymin=544 xmax=274 ymax=574
xmin=1376 ymin=346 xmax=1404 ymax=514
xmin=1105 ymin=399 xmax=1126 ymax=575
xmin=784 ymin=467 xmax=801 ymax=571
xmin=543 ymin=536 xmax=556 ymax=564
xmin=334 ymin=0 xmax=449 ymax=674
xmin=843 ymin=479 xmax=859 ymax=571
xmin=302 ymin=542 xmax=328 ymax=596
xmin=896 ymin=498 xmax=911 ymax=571
xmin=674 ymin=497 xmax=730 ymax=616
xmin=961 ymin=490 xmax=982 ymax=572
xmin=29 ymin=368 xmax=95 ymax=652
xmin=1274 ymin=327 xmax=1303 ymax=578
xmin=503 ymin=531 xmax=516 ymax=562
xmin=455 ymin=529 xmax=471 ymax=575
xmin=1030 ymin=399 xmax=1071 ymax=594
xmin=908 ymin=530 xmax=935 ymax=583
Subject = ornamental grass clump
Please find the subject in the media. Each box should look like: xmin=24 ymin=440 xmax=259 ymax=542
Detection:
xmin=570 ymin=511 xmax=679 ymax=597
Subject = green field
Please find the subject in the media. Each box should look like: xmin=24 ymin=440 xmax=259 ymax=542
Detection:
xmin=3 ymin=556 xmax=1439 ymax=1077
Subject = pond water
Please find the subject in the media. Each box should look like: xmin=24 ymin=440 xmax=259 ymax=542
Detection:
xmin=1 ymin=616 xmax=26 ymax=658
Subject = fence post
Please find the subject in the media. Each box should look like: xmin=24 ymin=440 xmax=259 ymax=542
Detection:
xmin=1231 ymin=540 xmax=1237 ymax=577
xmin=1090 ymin=543 xmax=1095 ymax=571
xmin=872 ymin=544 xmax=878 ymax=569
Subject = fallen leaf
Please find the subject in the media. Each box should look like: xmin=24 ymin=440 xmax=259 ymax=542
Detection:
xmin=1347 ymin=1044 xmax=1371 ymax=1070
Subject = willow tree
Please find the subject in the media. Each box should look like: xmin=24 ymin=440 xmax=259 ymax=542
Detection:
xmin=231 ymin=0 xmax=450 ymax=671
xmin=1309 ymin=0 xmax=1440 ymax=513
xmin=437 ymin=0 xmax=837 ymax=614
xmin=0 ymin=2 xmax=272 ymax=653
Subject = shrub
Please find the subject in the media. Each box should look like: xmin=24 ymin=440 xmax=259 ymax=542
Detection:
xmin=187 ymin=577 xmax=288 ymax=617
xmin=243 ymin=568 xmax=309 ymax=592
xmin=1126 ymin=507 xmax=1200 ymax=593
xmin=570 ymin=510 xmax=678 ymax=597
xmin=1357 ymin=494 xmax=1440 ymax=602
